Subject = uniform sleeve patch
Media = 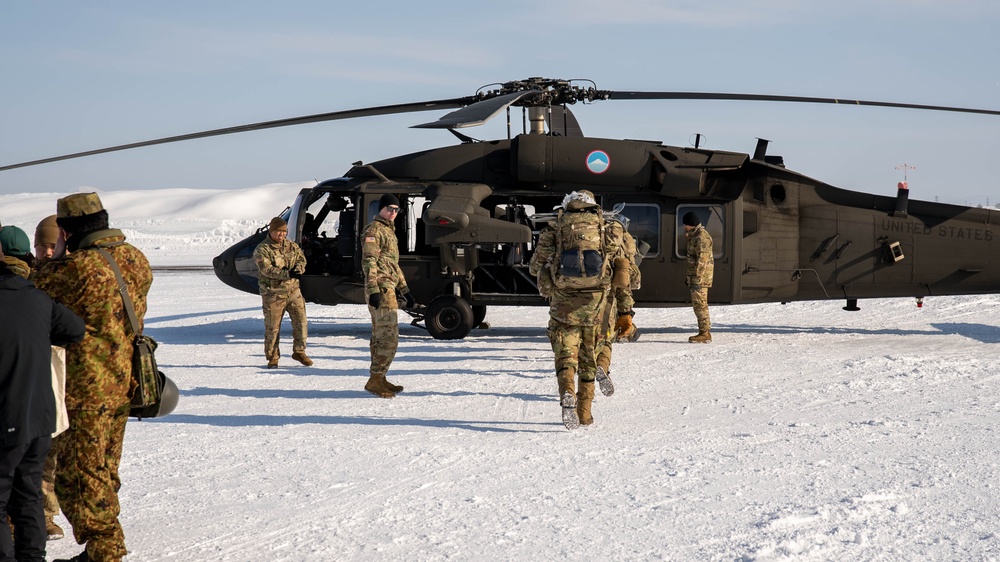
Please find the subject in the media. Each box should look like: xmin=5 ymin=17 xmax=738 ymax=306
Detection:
xmin=365 ymin=237 xmax=376 ymax=243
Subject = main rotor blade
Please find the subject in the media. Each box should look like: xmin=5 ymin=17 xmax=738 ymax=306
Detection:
xmin=411 ymin=90 xmax=542 ymax=129
xmin=0 ymin=97 xmax=474 ymax=172
xmin=607 ymin=91 xmax=1000 ymax=117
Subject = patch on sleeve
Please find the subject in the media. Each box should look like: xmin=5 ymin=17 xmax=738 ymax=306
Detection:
xmin=365 ymin=236 xmax=376 ymax=243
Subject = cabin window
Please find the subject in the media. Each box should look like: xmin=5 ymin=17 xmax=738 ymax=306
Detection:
xmin=617 ymin=204 xmax=660 ymax=258
xmin=675 ymin=204 xmax=725 ymax=259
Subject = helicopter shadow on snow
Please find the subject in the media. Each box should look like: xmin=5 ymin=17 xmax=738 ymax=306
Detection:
xmin=157 ymin=413 xmax=560 ymax=433
xmin=930 ymin=323 xmax=1000 ymax=344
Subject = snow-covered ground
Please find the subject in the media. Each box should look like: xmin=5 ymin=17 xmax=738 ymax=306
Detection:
xmin=3 ymin=187 xmax=1000 ymax=561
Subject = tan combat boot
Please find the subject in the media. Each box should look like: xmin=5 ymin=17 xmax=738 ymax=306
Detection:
xmin=556 ymin=368 xmax=579 ymax=430
xmin=688 ymin=330 xmax=712 ymax=343
xmin=383 ymin=377 xmax=404 ymax=393
xmin=45 ymin=517 xmax=64 ymax=541
xmin=364 ymin=374 xmax=396 ymax=398
xmin=291 ymin=351 xmax=313 ymax=366
xmin=576 ymin=380 xmax=595 ymax=426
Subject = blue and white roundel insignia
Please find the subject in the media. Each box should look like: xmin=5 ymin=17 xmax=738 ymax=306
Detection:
xmin=586 ymin=150 xmax=610 ymax=174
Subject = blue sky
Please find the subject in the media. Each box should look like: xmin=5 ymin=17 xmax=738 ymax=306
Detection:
xmin=1 ymin=1 xmax=998 ymax=205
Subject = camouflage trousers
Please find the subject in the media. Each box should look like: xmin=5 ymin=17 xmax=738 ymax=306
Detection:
xmin=42 ymin=447 xmax=59 ymax=522
xmin=596 ymin=335 xmax=613 ymax=373
xmin=368 ymin=289 xmax=400 ymax=377
xmin=53 ymin=402 xmax=129 ymax=562
xmin=691 ymin=287 xmax=711 ymax=332
xmin=546 ymin=317 xmax=599 ymax=383
xmin=261 ymin=287 xmax=308 ymax=362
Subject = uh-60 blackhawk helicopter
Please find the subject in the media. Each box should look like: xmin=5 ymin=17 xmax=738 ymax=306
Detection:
xmin=5 ymin=77 xmax=1000 ymax=340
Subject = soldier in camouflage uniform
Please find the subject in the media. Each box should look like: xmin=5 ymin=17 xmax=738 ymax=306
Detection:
xmin=361 ymin=194 xmax=412 ymax=398
xmin=683 ymin=212 xmax=715 ymax=343
xmin=33 ymin=215 xmax=67 ymax=541
xmin=594 ymin=224 xmax=640 ymax=398
xmin=253 ymin=217 xmax=311 ymax=369
xmin=33 ymin=192 xmax=153 ymax=562
xmin=529 ymin=190 xmax=623 ymax=429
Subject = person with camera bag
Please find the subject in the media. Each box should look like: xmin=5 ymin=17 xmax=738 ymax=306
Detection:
xmin=33 ymin=193 xmax=153 ymax=562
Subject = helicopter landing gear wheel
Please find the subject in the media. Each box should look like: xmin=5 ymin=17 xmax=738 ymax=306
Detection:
xmin=425 ymin=295 xmax=474 ymax=340
xmin=472 ymin=304 xmax=488 ymax=329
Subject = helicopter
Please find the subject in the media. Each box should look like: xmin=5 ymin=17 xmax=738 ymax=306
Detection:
xmin=5 ymin=77 xmax=1000 ymax=340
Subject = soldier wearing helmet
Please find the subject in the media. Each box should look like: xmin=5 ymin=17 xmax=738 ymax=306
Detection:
xmin=530 ymin=189 xmax=624 ymax=429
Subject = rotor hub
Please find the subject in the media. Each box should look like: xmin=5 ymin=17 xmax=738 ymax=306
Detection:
xmin=476 ymin=77 xmax=610 ymax=107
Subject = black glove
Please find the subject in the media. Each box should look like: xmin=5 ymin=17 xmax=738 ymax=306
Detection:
xmin=689 ymin=284 xmax=702 ymax=291
xmin=288 ymin=270 xmax=303 ymax=279
xmin=368 ymin=292 xmax=383 ymax=309
xmin=397 ymin=288 xmax=415 ymax=309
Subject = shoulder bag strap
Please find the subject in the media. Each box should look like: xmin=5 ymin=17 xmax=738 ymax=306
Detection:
xmin=95 ymin=247 xmax=141 ymax=338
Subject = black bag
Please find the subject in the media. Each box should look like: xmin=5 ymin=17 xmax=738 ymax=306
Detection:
xmin=96 ymin=248 xmax=165 ymax=418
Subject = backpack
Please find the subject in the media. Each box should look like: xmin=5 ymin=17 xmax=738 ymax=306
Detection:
xmin=551 ymin=208 xmax=617 ymax=291
xmin=622 ymin=231 xmax=642 ymax=290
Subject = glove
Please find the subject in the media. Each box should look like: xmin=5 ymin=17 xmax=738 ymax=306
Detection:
xmin=615 ymin=311 xmax=634 ymax=334
xmin=397 ymin=287 xmax=415 ymax=309
xmin=288 ymin=270 xmax=303 ymax=279
xmin=368 ymin=292 xmax=383 ymax=309
xmin=689 ymin=284 xmax=702 ymax=291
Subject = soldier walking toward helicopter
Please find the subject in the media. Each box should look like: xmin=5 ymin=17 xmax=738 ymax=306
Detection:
xmin=530 ymin=190 xmax=625 ymax=429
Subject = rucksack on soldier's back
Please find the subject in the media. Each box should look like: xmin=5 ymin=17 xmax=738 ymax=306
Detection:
xmin=551 ymin=208 xmax=619 ymax=291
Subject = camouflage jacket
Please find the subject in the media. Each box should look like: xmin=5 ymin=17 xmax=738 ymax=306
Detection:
xmin=361 ymin=217 xmax=407 ymax=295
xmin=685 ymin=224 xmax=714 ymax=288
xmin=33 ymin=229 xmax=153 ymax=410
xmin=530 ymin=219 xmax=614 ymax=326
xmin=253 ymin=236 xmax=306 ymax=295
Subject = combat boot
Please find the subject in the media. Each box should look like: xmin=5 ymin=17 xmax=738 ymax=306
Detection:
xmin=291 ymin=351 xmax=313 ymax=366
xmin=46 ymin=517 xmax=64 ymax=540
xmin=556 ymin=368 xmax=579 ymax=430
xmin=364 ymin=374 xmax=395 ymax=398
xmin=688 ymin=330 xmax=712 ymax=343
xmin=595 ymin=366 xmax=615 ymax=397
xmin=383 ymin=378 xmax=404 ymax=393
xmin=266 ymin=355 xmax=278 ymax=369
xmin=577 ymin=380 xmax=595 ymax=426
